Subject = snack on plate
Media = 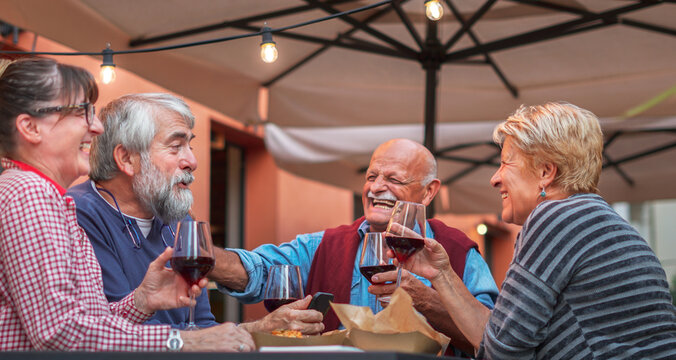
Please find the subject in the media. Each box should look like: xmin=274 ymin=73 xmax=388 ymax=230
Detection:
xmin=271 ymin=329 xmax=303 ymax=338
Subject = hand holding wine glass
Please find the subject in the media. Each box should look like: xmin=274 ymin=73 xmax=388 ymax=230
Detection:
xmin=238 ymin=295 xmax=325 ymax=335
xmin=171 ymin=220 xmax=215 ymax=330
xmin=133 ymin=247 xmax=206 ymax=314
xmin=359 ymin=232 xmax=395 ymax=308
xmin=396 ymin=237 xmax=453 ymax=283
xmin=263 ymin=265 xmax=304 ymax=312
xmin=385 ymin=201 xmax=426 ymax=287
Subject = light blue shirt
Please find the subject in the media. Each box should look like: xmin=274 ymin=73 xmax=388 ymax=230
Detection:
xmin=220 ymin=220 xmax=498 ymax=315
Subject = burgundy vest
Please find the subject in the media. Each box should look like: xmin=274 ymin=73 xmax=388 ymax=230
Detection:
xmin=305 ymin=217 xmax=478 ymax=332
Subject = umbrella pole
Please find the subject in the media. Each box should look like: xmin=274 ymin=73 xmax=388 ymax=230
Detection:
xmin=423 ymin=19 xmax=441 ymax=218
xmin=424 ymin=64 xmax=438 ymax=153
xmin=423 ymin=21 xmax=440 ymax=154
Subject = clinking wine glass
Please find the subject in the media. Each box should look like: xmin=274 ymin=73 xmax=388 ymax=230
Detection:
xmin=170 ymin=220 xmax=215 ymax=330
xmin=359 ymin=232 xmax=395 ymax=309
xmin=263 ymin=264 xmax=304 ymax=312
xmin=385 ymin=201 xmax=426 ymax=288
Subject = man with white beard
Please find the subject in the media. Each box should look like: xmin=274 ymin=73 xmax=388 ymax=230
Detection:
xmin=68 ymin=93 xmax=324 ymax=334
xmin=67 ymin=93 xmax=216 ymax=329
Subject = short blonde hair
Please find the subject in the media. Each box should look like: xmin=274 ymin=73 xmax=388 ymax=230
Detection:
xmin=493 ymin=102 xmax=603 ymax=194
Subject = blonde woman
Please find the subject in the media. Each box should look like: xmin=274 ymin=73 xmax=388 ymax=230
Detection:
xmin=399 ymin=102 xmax=676 ymax=359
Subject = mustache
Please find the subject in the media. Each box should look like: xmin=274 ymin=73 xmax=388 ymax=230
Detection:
xmin=172 ymin=171 xmax=195 ymax=187
xmin=367 ymin=191 xmax=397 ymax=201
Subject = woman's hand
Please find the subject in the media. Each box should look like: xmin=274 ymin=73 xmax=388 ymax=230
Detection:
xmin=182 ymin=322 xmax=255 ymax=352
xmin=369 ymin=269 xmax=430 ymax=307
xmin=390 ymin=238 xmax=452 ymax=282
xmin=133 ymin=247 xmax=206 ymax=314
xmin=238 ymin=295 xmax=324 ymax=335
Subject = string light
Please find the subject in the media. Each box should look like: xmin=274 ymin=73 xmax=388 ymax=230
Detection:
xmin=0 ymin=0 xmax=393 ymax=82
xmin=425 ymin=0 xmax=444 ymax=21
xmin=100 ymin=43 xmax=116 ymax=84
xmin=260 ymin=25 xmax=278 ymax=64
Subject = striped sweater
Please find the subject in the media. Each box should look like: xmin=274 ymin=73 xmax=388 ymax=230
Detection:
xmin=476 ymin=193 xmax=676 ymax=359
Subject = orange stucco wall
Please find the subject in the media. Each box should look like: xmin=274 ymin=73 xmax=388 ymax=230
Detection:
xmin=277 ymin=169 xmax=354 ymax=241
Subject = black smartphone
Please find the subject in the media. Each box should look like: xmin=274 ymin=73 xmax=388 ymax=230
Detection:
xmin=308 ymin=292 xmax=334 ymax=316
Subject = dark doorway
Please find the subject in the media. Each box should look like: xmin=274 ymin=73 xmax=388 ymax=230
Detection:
xmin=209 ymin=122 xmax=246 ymax=323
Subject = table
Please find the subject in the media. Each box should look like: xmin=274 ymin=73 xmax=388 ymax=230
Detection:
xmin=2 ymin=351 xmax=463 ymax=360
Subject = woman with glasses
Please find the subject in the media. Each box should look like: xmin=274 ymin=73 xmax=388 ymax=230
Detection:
xmin=0 ymin=58 xmax=254 ymax=352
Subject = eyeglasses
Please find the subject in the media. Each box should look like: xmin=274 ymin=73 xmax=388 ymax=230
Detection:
xmin=34 ymin=102 xmax=96 ymax=127
xmin=96 ymin=186 xmax=174 ymax=248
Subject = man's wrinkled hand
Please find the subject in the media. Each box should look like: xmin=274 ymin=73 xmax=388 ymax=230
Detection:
xmin=240 ymin=295 xmax=324 ymax=335
xmin=182 ymin=322 xmax=255 ymax=352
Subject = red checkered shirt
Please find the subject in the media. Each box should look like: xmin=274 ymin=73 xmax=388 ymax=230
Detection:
xmin=0 ymin=158 xmax=171 ymax=351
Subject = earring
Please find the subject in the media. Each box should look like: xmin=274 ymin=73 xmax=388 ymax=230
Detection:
xmin=540 ymin=187 xmax=546 ymax=198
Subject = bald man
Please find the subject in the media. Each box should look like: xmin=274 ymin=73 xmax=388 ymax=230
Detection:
xmin=211 ymin=139 xmax=498 ymax=354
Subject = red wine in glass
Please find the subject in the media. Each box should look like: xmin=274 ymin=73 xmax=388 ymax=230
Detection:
xmin=171 ymin=220 xmax=215 ymax=330
xmin=170 ymin=256 xmax=215 ymax=286
xmin=263 ymin=298 xmax=301 ymax=312
xmin=359 ymin=264 xmax=396 ymax=284
xmin=358 ymin=232 xmax=394 ymax=308
xmin=263 ymin=265 xmax=304 ymax=313
xmin=385 ymin=236 xmax=425 ymax=263
xmin=385 ymin=201 xmax=426 ymax=288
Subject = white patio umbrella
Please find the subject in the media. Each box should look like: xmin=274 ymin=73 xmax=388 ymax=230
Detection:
xmin=2 ymin=0 xmax=674 ymax=213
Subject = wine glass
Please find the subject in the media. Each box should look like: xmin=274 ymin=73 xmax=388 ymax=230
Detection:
xmin=170 ymin=220 xmax=215 ymax=330
xmin=385 ymin=201 xmax=426 ymax=287
xmin=263 ymin=265 xmax=304 ymax=312
xmin=359 ymin=232 xmax=395 ymax=309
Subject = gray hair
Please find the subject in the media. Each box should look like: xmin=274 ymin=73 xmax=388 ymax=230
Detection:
xmin=421 ymin=153 xmax=437 ymax=186
xmin=89 ymin=93 xmax=194 ymax=181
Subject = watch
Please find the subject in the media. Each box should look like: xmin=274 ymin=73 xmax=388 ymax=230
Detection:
xmin=166 ymin=329 xmax=184 ymax=352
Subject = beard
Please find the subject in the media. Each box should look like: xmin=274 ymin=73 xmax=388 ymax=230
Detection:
xmin=132 ymin=154 xmax=194 ymax=223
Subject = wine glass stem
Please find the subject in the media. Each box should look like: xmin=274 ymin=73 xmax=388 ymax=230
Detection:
xmin=187 ymin=292 xmax=196 ymax=330
xmin=396 ymin=265 xmax=403 ymax=287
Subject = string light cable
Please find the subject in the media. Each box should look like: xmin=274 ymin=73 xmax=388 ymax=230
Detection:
xmin=0 ymin=0 xmax=393 ymax=79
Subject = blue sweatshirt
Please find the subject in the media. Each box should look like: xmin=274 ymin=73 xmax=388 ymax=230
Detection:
xmin=68 ymin=180 xmax=218 ymax=329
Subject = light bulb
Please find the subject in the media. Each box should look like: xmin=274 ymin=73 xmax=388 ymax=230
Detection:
xmin=476 ymin=223 xmax=488 ymax=236
xmin=100 ymin=65 xmax=116 ymax=84
xmin=100 ymin=43 xmax=116 ymax=84
xmin=260 ymin=42 xmax=278 ymax=63
xmin=260 ymin=25 xmax=278 ymax=64
xmin=425 ymin=0 xmax=444 ymax=21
